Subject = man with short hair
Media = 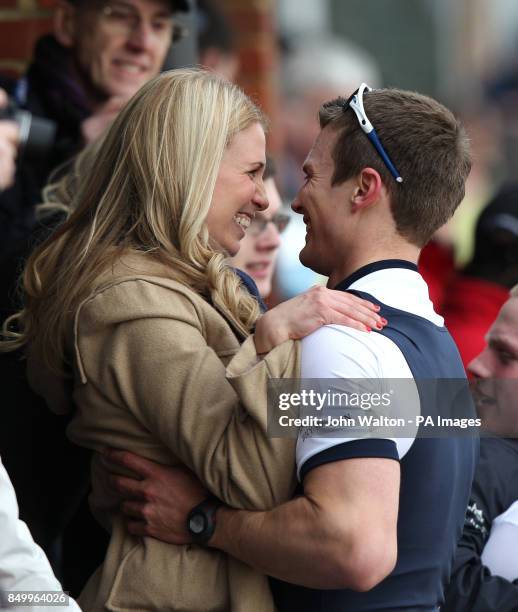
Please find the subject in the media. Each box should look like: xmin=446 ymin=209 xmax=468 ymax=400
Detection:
xmin=443 ymin=288 xmax=518 ymax=611
xmin=107 ymin=84 xmax=478 ymax=610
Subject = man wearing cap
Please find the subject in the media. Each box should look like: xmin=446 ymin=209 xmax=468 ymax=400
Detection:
xmin=0 ymin=0 xmax=188 ymax=257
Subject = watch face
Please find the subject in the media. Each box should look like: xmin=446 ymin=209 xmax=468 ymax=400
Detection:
xmin=189 ymin=514 xmax=206 ymax=534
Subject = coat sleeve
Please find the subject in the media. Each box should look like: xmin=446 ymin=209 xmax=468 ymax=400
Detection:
xmin=72 ymin=280 xmax=299 ymax=511
xmin=0 ymin=459 xmax=82 ymax=611
xmin=442 ymin=439 xmax=518 ymax=612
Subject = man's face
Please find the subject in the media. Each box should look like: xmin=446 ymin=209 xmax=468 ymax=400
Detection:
xmin=468 ymin=296 xmax=518 ymax=434
xmin=291 ymin=126 xmax=356 ymax=284
xmin=68 ymin=0 xmax=173 ymax=100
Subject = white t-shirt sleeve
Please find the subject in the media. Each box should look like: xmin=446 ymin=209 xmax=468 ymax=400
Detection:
xmin=0 ymin=459 xmax=82 ymax=611
xmin=296 ymin=325 xmax=417 ymax=480
xmin=481 ymin=500 xmax=518 ymax=582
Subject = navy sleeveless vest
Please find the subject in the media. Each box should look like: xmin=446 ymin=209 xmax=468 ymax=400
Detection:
xmin=271 ymin=282 xmax=479 ymax=611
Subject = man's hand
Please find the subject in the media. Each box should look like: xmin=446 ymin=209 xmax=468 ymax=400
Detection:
xmin=80 ymin=96 xmax=130 ymax=144
xmin=0 ymin=88 xmax=19 ymax=191
xmin=104 ymin=449 xmax=209 ymax=544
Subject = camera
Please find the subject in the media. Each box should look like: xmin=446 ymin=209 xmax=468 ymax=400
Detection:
xmin=0 ymin=98 xmax=56 ymax=158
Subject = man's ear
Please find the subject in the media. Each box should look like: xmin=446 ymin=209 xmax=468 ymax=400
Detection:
xmin=54 ymin=1 xmax=77 ymax=48
xmin=350 ymin=167 xmax=383 ymax=212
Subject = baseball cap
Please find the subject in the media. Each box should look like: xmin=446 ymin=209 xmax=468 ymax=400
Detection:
xmin=68 ymin=0 xmax=190 ymax=12
xmin=168 ymin=0 xmax=190 ymax=12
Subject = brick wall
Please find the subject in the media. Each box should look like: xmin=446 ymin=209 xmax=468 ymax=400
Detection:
xmin=0 ymin=0 xmax=55 ymax=76
xmin=218 ymin=0 xmax=280 ymax=152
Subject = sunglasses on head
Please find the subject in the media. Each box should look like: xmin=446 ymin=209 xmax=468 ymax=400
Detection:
xmin=342 ymin=83 xmax=403 ymax=184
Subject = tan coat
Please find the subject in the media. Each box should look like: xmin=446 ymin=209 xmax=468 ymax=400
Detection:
xmin=28 ymin=254 xmax=300 ymax=612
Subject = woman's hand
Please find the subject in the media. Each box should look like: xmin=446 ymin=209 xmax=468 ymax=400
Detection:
xmin=254 ymin=285 xmax=386 ymax=354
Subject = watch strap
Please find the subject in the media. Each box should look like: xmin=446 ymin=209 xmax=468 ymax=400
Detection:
xmin=187 ymin=496 xmax=222 ymax=545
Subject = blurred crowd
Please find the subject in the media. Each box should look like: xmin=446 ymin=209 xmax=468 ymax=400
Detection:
xmin=1 ymin=1 xmax=518 ymax=611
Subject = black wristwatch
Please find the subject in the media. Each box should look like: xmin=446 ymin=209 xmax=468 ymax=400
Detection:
xmin=187 ymin=496 xmax=222 ymax=545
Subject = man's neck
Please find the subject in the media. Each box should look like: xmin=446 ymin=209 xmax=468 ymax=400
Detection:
xmin=327 ymin=245 xmax=420 ymax=289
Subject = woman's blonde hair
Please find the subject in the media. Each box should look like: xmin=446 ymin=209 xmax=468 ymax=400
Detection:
xmin=2 ymin=68 xmax=267 ymax=372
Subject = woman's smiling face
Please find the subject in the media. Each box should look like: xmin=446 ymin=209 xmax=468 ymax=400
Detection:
xmin=230 ymin=177 xmax=283 ymax=297
xmin=207 ymin=122 xmax=268 ymax=256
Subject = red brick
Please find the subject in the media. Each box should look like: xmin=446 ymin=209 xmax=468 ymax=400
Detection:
xmin=210 ymin=0 xmax=279 ymax=126
xmin=240 ymin=45 xmax=275 ymax=69
xmin=0 ymin=18 xmax=53 ymax=62
xmin=231 ymin=11 xmax=274 ymax=33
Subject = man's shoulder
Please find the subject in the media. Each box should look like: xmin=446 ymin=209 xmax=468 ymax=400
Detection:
xmin=301 ymin=325 xmax=381 ymax=377
xmin=301 ymin=323 xmax=413 ymax=380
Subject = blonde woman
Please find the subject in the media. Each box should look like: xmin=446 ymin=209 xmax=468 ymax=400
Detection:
xmin=1 ymin=69 xmax=382 ymax=611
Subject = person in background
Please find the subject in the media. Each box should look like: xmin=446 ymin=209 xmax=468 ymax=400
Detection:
xmin=230 ymin=156 xmax=289 ymax=300
xmin=441 ymin=184 xmax=518 ymax=369
xmin=0 ymin=0 xmax=189 ymax=257
xmin=443 ymin=287 xmax=518 ymax=612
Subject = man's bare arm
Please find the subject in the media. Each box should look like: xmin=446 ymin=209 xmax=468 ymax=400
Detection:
xmin=108 ymin=450 xmax=400 ymax=590
xmin=209 ymin=457 xmax=400 ymax=590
